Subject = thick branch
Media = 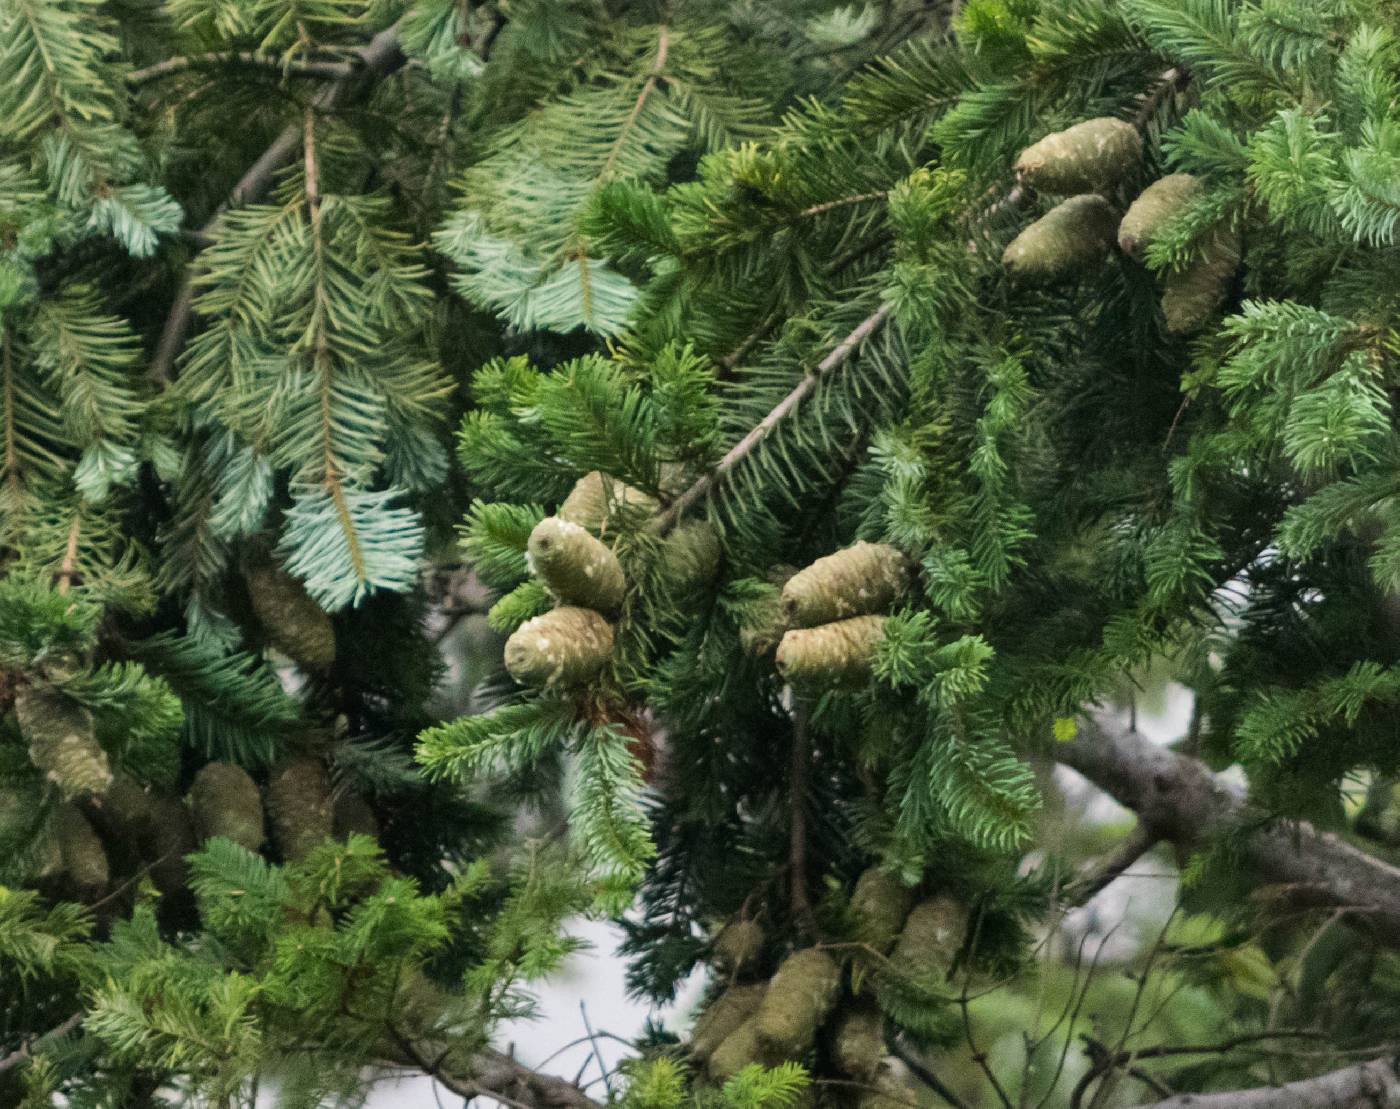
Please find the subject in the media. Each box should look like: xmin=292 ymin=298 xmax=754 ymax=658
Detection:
xmin=388 ymin=1030 xmax=600 ymax=1109
xmin=1132 ymin=1056 xmax=1400 ymax=1109
xmin=127 ymin=52 xmax=355 ymax=86
xmin=1057 ymin=715 xmax=1400 ymax=946
xmin=149 ymin=23 xmax=408 ymax=384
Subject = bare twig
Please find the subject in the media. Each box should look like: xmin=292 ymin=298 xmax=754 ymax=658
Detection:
xmin=127 ymin=52 xmax=355 ymax=86
xmin=1133 ymin=1056 xmax=1400 ymax=1109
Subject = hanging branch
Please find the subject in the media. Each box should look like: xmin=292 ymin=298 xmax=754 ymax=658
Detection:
xmin=149 ymin=23 xmax=408 ymax=385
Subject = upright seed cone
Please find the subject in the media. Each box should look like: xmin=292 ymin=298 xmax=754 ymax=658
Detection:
xmin=1002 ymin=194 xmax=1118 ymax=285
xmin=15 ymin=685 xmax=111 ymax=797
xmin=1015 ymin=117 xmax=1142 ymax=194
xmin=892 ymin=896 xmax=969 ymax=977
xmin=714 ymin=917 xmax=765 ymax=977
xmin=851 ymin=867 xmax=914 ymax=953
xmin=690 ymin=982 xmax=767 ymax=1063
xmin=145 ymin=793 xmax=197 ymax=893
xmin=559 ymin=471 xmax=658 ymax=532
xmin=190 ymin=762 xmax=265 ymax=851
xmin=266 ymin=756 xmax=333 ymax=861
xmin=333 ymin=788 xmax=380 ymax=840
xmin=504 ymin=606 xmax=614 ymax=687
xmin=1162 ymin=227 xmax=1239 ymax=334
xmin=833 ymin=1005 xmax=885 ymax=1081
xmin=245 ymin=561 xmax=336 ymax=672
xmin=1118 ymin=173 xmax=1200 ymax=257
xmin=782 ymin=542 xmax=910 ymax=628
xmin=54 ymin=803 xmax=108 ymax=901
xmin=708 ymin=1018 xmax=776 ymax=1082
xmin=776 ymin=616 xmax=886 ymax=690
xmin=754 ymin=947 xmax=842 ymax=1057
xmin=527 ymin=517 xmax=626 ymax=612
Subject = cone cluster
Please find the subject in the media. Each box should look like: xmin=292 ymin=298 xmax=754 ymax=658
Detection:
xmin=1004 ymin=121 xmax=1238 ymax=331
xmin=690 ymin=873 xmax=969 ymax=1096
xmin=245 ymin=560 xmax=336 ymax=672
xmin=506 ymin=474 xmax=636 ymax=688
xmin=774 ymin=543 xmax=908 ymax=690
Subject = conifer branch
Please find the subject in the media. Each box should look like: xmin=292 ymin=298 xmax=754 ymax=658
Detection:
xmin=2 ymin=325 xmax=17 ymax=502
xmin=0 ymin=1013 xmax=84 ymax=1075
xmin=1064 ymin=824 xmax=1160 ymax=906
xmin=601 ymin=26 xmax=670 ymax=182
xmin=126 ymin=53 xmax=356 ymax=86
xmin=1057 ymin=716 xmax=1400 ymax=947
xmin=1131 ymin=1055 xmax=1400 ymax=1109
xmin=149 ymin=23 xmax=408 ymax=385
xmin=656 ymin=301 xmax=894 ymax=533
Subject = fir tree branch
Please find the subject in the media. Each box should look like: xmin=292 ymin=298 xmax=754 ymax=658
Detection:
xmin=387 ymin=1029 xmax=601 ymax=1109
xmin=149 ymin=22 xmax=409 ymax=385
xmin=0 ymin=1013 xmax=84 ymax=1075
xmin=601 ymin=26 xmax=670 ymax=182
xmin=1063 ymin=824 xmax=1160 ymax=906
xmin=1130 ymin=1056 xmax=1400 ymax=1109
xmin=1057 ymin=715 xmax=1400 ymax=948
xmin=126 ymin=52 xmax=356 ymax=86
xmin=2 ymin=325 xmax=17 ymax=503
xmin=655 ymin=301 xmax=894 ymax=533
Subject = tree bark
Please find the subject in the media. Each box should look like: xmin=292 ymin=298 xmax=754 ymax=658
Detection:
xmin=1133 ymin=1056 xmax=1400 ymax=1108
xmin=1056 ymin=714 xmax=1400 ymax=947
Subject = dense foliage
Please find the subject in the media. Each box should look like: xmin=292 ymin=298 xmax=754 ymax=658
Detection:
xmin=6 ymin=0 xmax=1400 ymax=1106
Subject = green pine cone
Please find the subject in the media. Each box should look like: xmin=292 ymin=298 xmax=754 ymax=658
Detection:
xmin=266 ymin=756 xmax=334 ymax=861
xmin=1162 ymin=227 xmax=1239 ymax=334
xmin=559 ymin=471 xmax=657 ymax=532
xmin=54 ymin=803 xmax=108 ymax=901
xmin=245 ymin=562 xmax=336 ymax=671
xmin=892 ymin=896 xmax=969 ymax=976
xmin=504 ymin=606 xmax=614 ymax=687
xmin=1015 ymin=117 xmax=1142 ymax=194
xmin=776 ymin=615 xmax=886 ymax=690
xmin=660 ymin=521 xmax=723 ymax=590
xmin=145 ymin=793 xmax=197 ymax=893
xmin=714 ymin=917 xmax=765 ymax=977
xmin=1002 ymin=194 xmax=1118 ymax=285
xmin=708 ymin=1018 xmax=775 ymax=1082
xmin=15 ymin=685 xmax=112 ymax=798
xmin=754 ymin=947 xmax=842 ymax=1057
xmin=833 ymin=1005 xmax=886 ymax=1081
xmin=691 ymin=982 xmax=767 ymax=1063
xmin=190 ymin=762 xmax=265 ymax=852
xmin=851 ymin=867 xmax=914 ymax=953
xmin=528 ymin=516 xmax=626 ymax=612
xmin=782 ymin=542 xmax=910 ymax=628
xmin=1118 ymin=173 xmax=1200 ymax=257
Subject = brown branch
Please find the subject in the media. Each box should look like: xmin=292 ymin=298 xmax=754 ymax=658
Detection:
xmin=149 ymin=22 xmax=408 ymax=385
xmin=127 ymin=52 xmax=355 ymax=86
xmin=1063 ymin=823 xmax=1160 ymax=907
xmin=55 ymin=514 xmax=81 ymax=595
xmin=0 ymin=1013 xmax=84 ymax=1075
xmin=1056 ymin=713 xmax=1400 ymax=948
xmin=789 ymin=703 xmax=815 ymax=938
xmin=1131 ymin=1056 xmax=1400 ymax=1109
xmin=655 ymin=301 xmax=894 ymax=534
xmin=388 ymin=1027 xmax=601 ymax=1109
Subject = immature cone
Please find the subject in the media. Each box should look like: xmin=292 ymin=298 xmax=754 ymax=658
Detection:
xmin=266 ymin=756 xmax=333 ymax=861
xmin=714 ymin=917 xmax=764 ymax=978
xmin=246 ymin=562 xmax=336 ymax=671
xmin=892 ymin=896 xmax=969 ymax=977
xmin=690 ymin=982 xmax=767 ymax=1063
xmin=527 ymin=516 xmax=626 ymax=612
xmin=755 ymin=947 xmax=842 ymax=1057
xmin=660 ymin=521 xmax=723 ymax=589
xmin=851 ymin=867 xmax=914 ymax=953
xmin=145 ymin=794 xmax=197 ymax=893
xmin=190 ymin=762 xmax=265 ymax=851
xmin=833 ymin=1005 xmax=886 ymax=1081
xmin=739 ymin=569 xmax=796 ymax=658
xmin=708 ymin=1018 xmax=774 ymax=1082
xmin=559 ymin=471 xmax=657 ymax=532
xmin=1162 ymin=227 xmax=1239 ymax=334
xmin=782 ymin=542 xmax=910 ymax=629
xmin=1118 ymin=173 xmax=1199 ymax=257
xmin=1015 ymin=117 xmax=1142 ymax=194
xmin=333 ymin=789 xmax=380 ymax=840
xmin=1002 ymin=195 xmax=1118 ymax=285
xmin=504 ymin=606 xmax=614 ymax=687
xmin=15 ymin=686 xmax=111 ymax=798
xmin=776 ymin=616 xmax=886 ymax=690
xmin=54 ymin=804 xmax=108 ymax=901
